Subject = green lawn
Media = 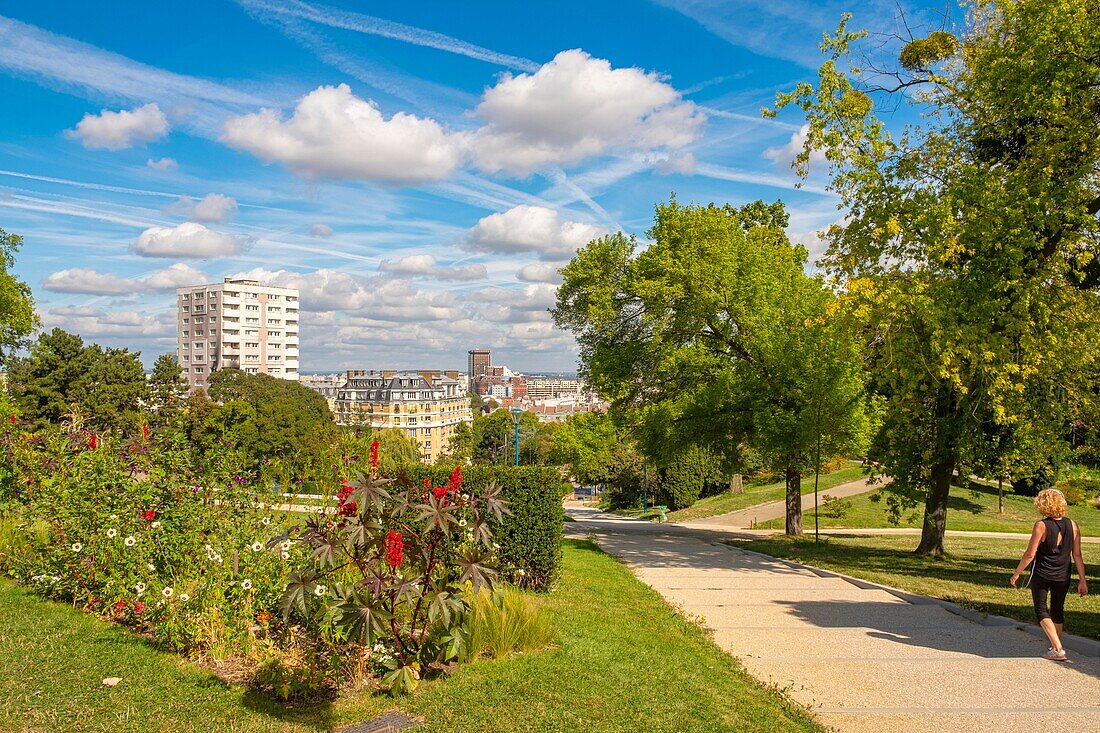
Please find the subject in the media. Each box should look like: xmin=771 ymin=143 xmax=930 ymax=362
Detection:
xmin=0 ymin=540 xmax=821 ymax=733
xmin=650 ymin=464 xmax=867 ymax=522
xmin=757 ymin=480 xmax=1100 ymax=534
xmin=727 ymin=534 xmax=1100 ymax=640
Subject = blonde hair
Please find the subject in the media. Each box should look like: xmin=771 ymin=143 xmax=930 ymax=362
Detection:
xmin=1034 ymin=488 xmax=1068 ymax=519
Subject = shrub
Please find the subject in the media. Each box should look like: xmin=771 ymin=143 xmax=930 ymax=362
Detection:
xmin=1012 ymin=464 xmax=1055 ymax=497
xmin=820 ymin=494 xmax=852 ymax=519
xmin=401 ymin=466 xmax=565 ymax=591
xmin=460 ymin=587 xmax=553 ymax=663
xmin=1054 ymin=478 xmax=1100 ymax=506
xmin=657 ymin=446 xmax=721 ymax=511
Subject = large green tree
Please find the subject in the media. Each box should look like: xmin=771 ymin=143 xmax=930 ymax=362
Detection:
xmin=550 ymin=411 xmax=621 ymax=486
xmin=774 ymin=0 xmax=1100 ymax=554
xmin=7 ymin=329 xmax=148 ymax=432
xmin=553 ymin=200 xmax=867 ymax=533
xmin=148 ymin=353 xmax=187 ymax=427
xmin=0 ymin=228 xmax=36 ymax=364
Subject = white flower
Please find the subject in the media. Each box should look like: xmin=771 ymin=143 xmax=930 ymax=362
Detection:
xmin=124 ymin=536 xmax=136 ymax=547
xmin=106 ymin=528 xmax=117 ymax=538
xmin=241 ymin=579 xmax=253 ymax=591
xmin=213 ymin=554 xmax=223 ymax=564
xmin=146 ymin=563 xmax=156 ymax=572
xmin=516 ymin=569 xmax=526 ymax=578
xmin=250 ymin=542 xmax=263 ymax=553
xmin=313 ymin=584 xmax=326 ymax=597
xmin=280 ymin=540 xmax=291 ymax=552
xmin=280 ymin=551 xmax=290 ymax=561
xmin=258 ymin=502 xmax=267 ymax=510
xmin=109 ymin=514 xmax=118 ymax=521
xmin=458 ymin=518 xmax=467 ymax=527
xmin=162 ymin=587 xmax=173 ymax=598
xmin=71 ymin=542 xmax=83 ymax=552
xmin=204 ymin=544 xmax=214 ymax=555
xmin=135 ymin=582 xmax=146 ymax=594
xmin=150 ymin=521 xmax=161 ymax=529
xmin=261 ymin=517 xmax=270 ymax=526
xmin=461 ymin=493 xmax=469 ymax=502
xmin=179 ymin=593 xmax=190 ymax=602
xmin=492 ymin=542 xmax=501 ymax=551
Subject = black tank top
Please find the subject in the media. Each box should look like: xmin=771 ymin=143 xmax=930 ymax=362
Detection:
xmin=1035 ymin=517 xmax=1073 ymax=582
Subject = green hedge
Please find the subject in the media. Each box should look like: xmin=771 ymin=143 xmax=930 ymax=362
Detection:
xmin=401 ymin=465 xmax=565 ymax=591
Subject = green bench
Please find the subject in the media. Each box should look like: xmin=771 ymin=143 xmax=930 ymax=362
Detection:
xmin=652 ymin=505 xmax=668 ymax=522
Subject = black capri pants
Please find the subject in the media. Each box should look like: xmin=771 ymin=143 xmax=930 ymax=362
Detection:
xmin=1031 ymin=577 xmax=1071 ymax=624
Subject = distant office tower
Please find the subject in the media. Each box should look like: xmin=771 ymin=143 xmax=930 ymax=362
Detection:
xmin=467 ymin=348 xmax=491 ymax=392
xmin=177 ymin=277 xmax=300 ymax=390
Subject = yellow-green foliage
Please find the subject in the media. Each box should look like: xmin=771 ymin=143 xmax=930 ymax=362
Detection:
xmin=899 ymin=31 xmax=958 ymax=70
xmin=462 ymin=587 xmax=553 ymax=663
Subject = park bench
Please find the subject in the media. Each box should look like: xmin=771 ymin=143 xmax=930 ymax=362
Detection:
xmin=653 ymin=505 xmax=668 ymax=522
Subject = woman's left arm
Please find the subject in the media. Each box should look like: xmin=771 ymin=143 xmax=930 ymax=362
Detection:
xmin=1073 ymin=521 xmax=1088 ymax=597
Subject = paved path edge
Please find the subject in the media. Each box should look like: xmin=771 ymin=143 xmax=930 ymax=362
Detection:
xmin=725 ymin=542 xmax=1100 ymax=658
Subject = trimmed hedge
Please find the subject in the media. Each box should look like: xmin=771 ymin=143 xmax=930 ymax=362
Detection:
xmin=401 ymin=465 xmax=566 ymax=591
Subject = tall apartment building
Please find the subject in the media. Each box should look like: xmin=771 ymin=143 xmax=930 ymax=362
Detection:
xmin=177 ymin=277 xmax=300 ymax=390
xmin=333 ymin=370 xmax=472 ymax=463
xmin=525 ymin=378 xmax=583 ymax=400
xmin=467 ymin=348 xmax=491 ymax=392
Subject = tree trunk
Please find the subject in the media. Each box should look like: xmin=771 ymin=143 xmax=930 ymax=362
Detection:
xmin=916 ymin=458 xmax=954 ymax=557
xmin=729 ymin=474 xmax=743 ymax=494
xmin=785 ymin=467 xmax=803 ymax=536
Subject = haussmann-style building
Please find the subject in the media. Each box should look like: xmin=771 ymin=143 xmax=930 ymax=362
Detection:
xmin=333 ymin=370 xmax=472 ymax=463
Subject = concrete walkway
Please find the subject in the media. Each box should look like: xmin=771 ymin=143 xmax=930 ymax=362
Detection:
xmin=686 ymin=478 xmax=876 ymax=529
xmin=566 ymin=506 xmax=1100 ymax=733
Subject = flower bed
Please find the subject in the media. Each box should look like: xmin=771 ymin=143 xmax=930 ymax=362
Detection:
xmin=0 ymin=416 xmax=539 ymax=697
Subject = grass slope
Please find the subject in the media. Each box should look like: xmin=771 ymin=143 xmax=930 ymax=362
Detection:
xmin=758 ymin=480 xmax=1100 ymax=534
xmin=612 ymin=464 xmax=866 ymax=523
xmin=728 ymin=534 xmax=1099 ymax=640
xmin=0 ymin=540 xmax=821 ymax=733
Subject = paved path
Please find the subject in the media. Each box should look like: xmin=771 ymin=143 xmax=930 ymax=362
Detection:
xmin=685 ymin=478 xmax=876 ymax=529
xmin=566 ymin=506 xmax=1100 ymax=733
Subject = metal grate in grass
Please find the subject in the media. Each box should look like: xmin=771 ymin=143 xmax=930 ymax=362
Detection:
xmin=340 ymin=711 xmax=424 ymax=733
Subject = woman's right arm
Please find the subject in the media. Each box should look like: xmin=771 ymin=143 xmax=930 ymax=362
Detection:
xmin=1011 ymin=522 xmax=1044 ymax=588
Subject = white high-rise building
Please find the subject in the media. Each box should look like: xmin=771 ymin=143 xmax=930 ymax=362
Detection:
xmin=176 ymin=277 xmax=300 ymax=390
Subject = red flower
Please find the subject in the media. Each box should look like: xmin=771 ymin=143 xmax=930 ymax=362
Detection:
xmin=336 ymin=481 xmax=357 ymax=517
xmin=432 ymin=485 xmax=447 ymax=501
xmin=385 ymin=530 xmax=403 ymax=568
xmin=114 ymin=600 xmax=126 ymax=613
xmin=134 ymin=601 xmax=146 ymax=614
xmin=8 ymin=415 xmax=15 ymax=424
xmin=368 ymin=440 xmax=380 ymax=472
xmin=448 ymin=465 xmax=463 ymax=494
xmin=88 ymin=434 xmax=98 ymax=450
xmin=142 ymin=509 xmax=156 ymax=521
xmin=141 ymin=423 xmax=151 ymax=440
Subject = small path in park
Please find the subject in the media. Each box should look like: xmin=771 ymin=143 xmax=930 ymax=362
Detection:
xmin=685 ymin=478 xmax=876 ymax=529
xmin=565 ymin=506 xmax=1100 ymax=733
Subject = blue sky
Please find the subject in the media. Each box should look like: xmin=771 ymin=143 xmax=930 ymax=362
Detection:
xmin=0 ymin=0 xmax=956 ymax=372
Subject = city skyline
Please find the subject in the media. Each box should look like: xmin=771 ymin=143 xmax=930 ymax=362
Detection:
xmin=0 ymin=1 xmax=955 ymax=372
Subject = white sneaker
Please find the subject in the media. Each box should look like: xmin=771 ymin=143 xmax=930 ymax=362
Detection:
xmin=1043 ymin=647 xmax=1068 ymax=661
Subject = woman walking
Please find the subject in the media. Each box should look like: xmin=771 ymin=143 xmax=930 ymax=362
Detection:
xmin=1010 ymin=488 xmax=1088 ymax=660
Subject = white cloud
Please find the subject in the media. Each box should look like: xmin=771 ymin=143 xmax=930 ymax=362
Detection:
xmin=517 ymin=263 xmax=563 ymax=284
xmin=379 ymin=254 xmax=487 ymax=281
xmin=763 ymin=124 xmax=827 ymax=168
xmin=41 ymin=263 xmax=209 ymax=295
xmin=140 ymin=263 xmax=209 ymax=289
xmin=166 ymin=193 xmax=238 ymax=223
xmin=42 ymin=305 xmax=174 ymax=339
xmin=310 ymin=223 xmax=333 ymax=237
xmin=655 ymin=152 xmax=696 ymax=175
xmin=146 ymin=157 xmax=178 ymax=171
xmin=68 ymin=103 xmax=169 ymax=151
xmin=132 ymin=222 xmax=246 ymax=258
xmin=221 ymin=84 xmax=463 ymax=184
xmin=470 ymin=49 xmax=704 ymax=174
xmin=465 ymin=205 xmax=606 ymax=261
xmin=42 ymin=268 xmax=134 ymax=295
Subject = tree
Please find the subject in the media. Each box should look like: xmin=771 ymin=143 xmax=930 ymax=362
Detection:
xmin=774 ymin=1 xmax=1100 ymax=554
xmin=435 ymin=420 xmax=473 ymax=465
xmin=6 ymin=330 xmax=148 ymax=432
xmin=206 ymin=368 xmax=338 ymax=466
xmin=550 ymin=412 xmax=620 ymax=486
xmin=0 ymin=228 xmax=37 ymax=364
xmin=148 ymin=353 xmax=187 ymax=426
xmin=553 ymin=199 xmax=868 ymax=534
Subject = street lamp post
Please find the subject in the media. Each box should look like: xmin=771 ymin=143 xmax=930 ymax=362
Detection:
xmin=509 ymin=407 xmax=522 ymax=467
